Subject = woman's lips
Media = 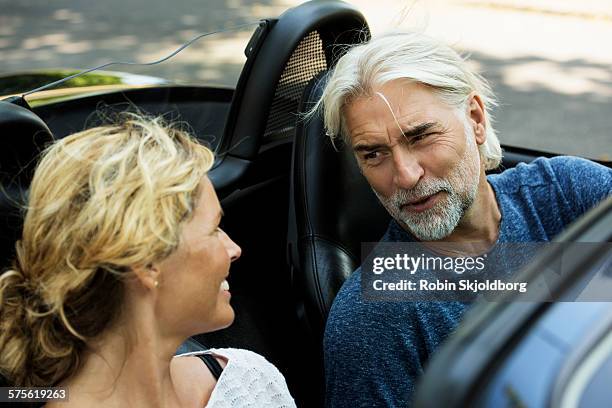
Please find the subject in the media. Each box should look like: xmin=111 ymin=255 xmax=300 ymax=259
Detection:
xmin=401 ymin=192 xmax=441 ymax=213
xmin=220 ymin=280 xmax=229 ymax=291
xmin=220 ymin=279 xmax=231 ymax=297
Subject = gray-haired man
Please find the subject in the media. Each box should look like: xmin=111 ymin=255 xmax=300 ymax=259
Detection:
xmin=313 ymin=31 xmax=612 ymax=407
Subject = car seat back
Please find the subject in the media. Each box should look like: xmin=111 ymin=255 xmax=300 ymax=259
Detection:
xmin=288 ymin=73 xmax=390 ymax=344
xmin=0 ymin=99 xmax=54 ymax=270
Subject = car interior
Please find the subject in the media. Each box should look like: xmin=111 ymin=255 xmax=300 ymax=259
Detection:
xmin=1 ymin=1 xmax=611 ymax=407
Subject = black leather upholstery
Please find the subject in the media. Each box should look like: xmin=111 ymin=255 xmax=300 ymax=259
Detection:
xmin=288 ymin=74 xmax=390 ymax=343
xmin=0 ymin=100 xmax=54 ymax=270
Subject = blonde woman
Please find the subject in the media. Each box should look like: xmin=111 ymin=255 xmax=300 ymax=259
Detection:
xmin=0 ymin=114 xmax=296 ymax=407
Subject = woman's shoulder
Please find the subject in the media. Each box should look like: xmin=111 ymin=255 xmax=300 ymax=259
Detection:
xmin=171 ymin=352 xmax=225 ymax=407
xmin=178 ymin=347 xmax=276 ymax=373
xmin=182 ymin=348 xmax=296 ymax=408
xmin=205 ymin=347 xmax=272 ymax=365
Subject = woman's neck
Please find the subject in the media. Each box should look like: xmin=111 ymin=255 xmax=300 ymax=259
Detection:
xmin=50 ymin=294 xmax=188 ymax=407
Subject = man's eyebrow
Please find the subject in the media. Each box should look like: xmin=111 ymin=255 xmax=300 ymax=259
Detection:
xmin=352 ymin=122 xmax=439 ymax=152
xmin=400 ymin=122 xmax=438 ymax=138
xmin=353 ymin=143 xmax=388 ymax=153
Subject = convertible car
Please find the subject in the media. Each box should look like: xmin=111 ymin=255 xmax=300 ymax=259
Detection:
xmin=1 ymin=1 xmax=611 ymax=407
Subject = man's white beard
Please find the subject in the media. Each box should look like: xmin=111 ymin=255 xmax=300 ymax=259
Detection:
xmin=374 ymin=126 xmax=481 ymax=241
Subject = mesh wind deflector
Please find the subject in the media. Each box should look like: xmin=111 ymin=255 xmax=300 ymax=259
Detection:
xmin=263 ymin=31 xmax=327 ymax=141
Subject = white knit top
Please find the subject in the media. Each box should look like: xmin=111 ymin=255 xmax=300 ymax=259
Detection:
xmin=178 ymin=348 xmax=296 ymax=408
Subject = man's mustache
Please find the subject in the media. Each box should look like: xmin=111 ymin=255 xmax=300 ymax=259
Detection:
xmin=390 ymin=180 xmax=453 ymax=207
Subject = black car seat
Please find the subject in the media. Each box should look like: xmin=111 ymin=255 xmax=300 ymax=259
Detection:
xmin=287 ymin=70 xmax=391 ymax=359
xmin=0 ymin=99 xmax=54 ymax=270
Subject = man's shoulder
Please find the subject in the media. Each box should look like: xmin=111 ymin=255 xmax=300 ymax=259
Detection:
xmin=488 ymin=156 xmax=558 ymax=192
xmin=488 ymin=156 xmax=610 ymax=237
xmin=534 ymin=155 xmax=611 ymax=186
xmin=490 ymin=156 xmax=610 ymax=193
xmin=330 ymin=266 xmax=362 ymax=309
xmin=544 ymin=156 xmax=612 ymax=191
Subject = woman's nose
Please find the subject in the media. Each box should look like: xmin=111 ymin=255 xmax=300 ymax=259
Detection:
xmin=223 ymin=232 xmax=242 ymax=262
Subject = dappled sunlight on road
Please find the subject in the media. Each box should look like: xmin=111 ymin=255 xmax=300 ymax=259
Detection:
xmin=501 ymin=61 xmax=612 ymax=97
xmin=0 ymin=0 xmax=297 ymax=87
xmin=343 ymin=0 xmax=612 ymax=106
xmin=52 ymin=9 xmax=85 ymax=24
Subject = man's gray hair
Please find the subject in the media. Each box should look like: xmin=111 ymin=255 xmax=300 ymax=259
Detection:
xmin=310 ymin=31 xmax=502 ymax=170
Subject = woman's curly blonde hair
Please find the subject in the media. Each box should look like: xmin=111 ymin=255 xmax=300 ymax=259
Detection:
xmin=0 ymin=113 xmax=214 ymax=386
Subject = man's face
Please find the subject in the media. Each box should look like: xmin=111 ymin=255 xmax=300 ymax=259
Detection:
xmin=344 ymin=79 xmax=484 ymax=241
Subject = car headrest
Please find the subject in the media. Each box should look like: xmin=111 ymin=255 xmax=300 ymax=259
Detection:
xmin=0 ymin=99 xmax=54 ymax=269
xmin=287 ymin=72 xmax=391 ymax=339
xmin=294 ymin=73 xmax=391 ymax=261
xmin=222 ymin=0 xmax=369 ymax=162
xmin=0 ymin=100 xmax=53 ymax=185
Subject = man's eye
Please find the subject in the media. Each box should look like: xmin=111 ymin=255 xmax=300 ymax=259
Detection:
xmin=361 ymin=151 xmax=386 ymax=165
xmin=363 ymin=151 xmax=380 ymax=160
xmin=410 ymin=133 xmax=435 ymax=143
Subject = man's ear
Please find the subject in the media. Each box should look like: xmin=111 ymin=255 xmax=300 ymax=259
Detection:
xmin=132 ymin=264 xmax=161 ymax=291
xmin=467 ymin=92 xmax=487 ymax=145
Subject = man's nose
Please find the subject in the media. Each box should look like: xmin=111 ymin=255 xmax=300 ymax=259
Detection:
xmin=392 ymin=149 xmax=424 ymax=190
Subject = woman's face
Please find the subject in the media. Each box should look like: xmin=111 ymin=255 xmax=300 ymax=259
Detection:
xmin=155 ymin=176 xmax=241 ymax=335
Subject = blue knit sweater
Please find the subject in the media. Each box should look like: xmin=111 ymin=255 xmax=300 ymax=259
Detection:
xmin=323 ymin=156 xmax=612 ymax=407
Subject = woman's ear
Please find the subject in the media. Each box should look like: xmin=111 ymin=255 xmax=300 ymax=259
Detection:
xmin=467 ymin=92 xmax=487 ymax=145
xmin=132 ymin=264 xmax=161 ymax=291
